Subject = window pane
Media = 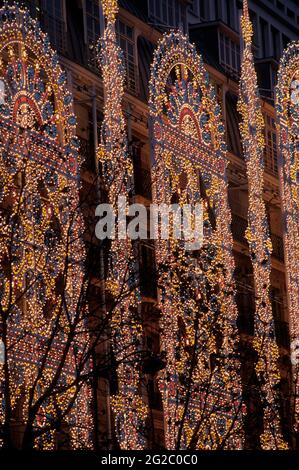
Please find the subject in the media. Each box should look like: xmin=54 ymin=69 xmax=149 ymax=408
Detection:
xmin=155 ymin=0 xmax=161 ymax=19
xmin=126 ymin=25 xmax=133 ymax=39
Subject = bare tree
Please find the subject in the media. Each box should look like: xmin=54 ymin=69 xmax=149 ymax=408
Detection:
xmin=0 ymin=131 xmax=146 ymax=450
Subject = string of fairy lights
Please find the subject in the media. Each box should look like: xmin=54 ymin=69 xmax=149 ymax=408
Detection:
xmin=238 ymin=1 xmax=287 ymax=449
xmin=0 ymin=2 xmax=92 ymax=449
xmin=149 ymin=30 xmax=244 ymax=450
xmin=276 ymin=40 xmax=299 ymax=436
xmin=97 ymin=0 xmax=147 ymax=450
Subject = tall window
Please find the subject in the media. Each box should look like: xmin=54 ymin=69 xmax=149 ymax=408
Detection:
xmin=214 ymin=0 xmax=220 ymax=20
xmin=260 ymin=18 xmax=269 ymax=58
xmin=271 ymin=25 xmax=281 ymax=60
xmin=263 ymin=114 xmax=278 ymax=175
xmin=225 ymin=0 xmax=232 ymax=27
xmin=116 ymin=19 xmax=138 ymax=95
xmin=42 ymin=0 xmax=66 ymax=53
xmin=199 ymin=0 xmax=207 ymax=19
xmin=85 ymin=0 xmax=101 ymax=68
xmin=219 ymin=32 xmax=240 ymax=79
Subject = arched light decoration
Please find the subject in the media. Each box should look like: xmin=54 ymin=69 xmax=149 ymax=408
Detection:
xmin=238 ymin=0 xmax=287 ymax=449
xmin=276 ymin=40 xmax=299 ymax=438
xmin=149 ymin=30 xmax=244 ymax=449
xmin=97 ymin=0 xmax=147 ymax=450
xmin=0 ymin=2 xmax=92 ymax=448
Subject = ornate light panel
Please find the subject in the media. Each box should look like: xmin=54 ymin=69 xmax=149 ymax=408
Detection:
xmin=0 ymin=3 xmax=91 ymax=448
xmin=149 ymin=30 xmax=244 ymax=450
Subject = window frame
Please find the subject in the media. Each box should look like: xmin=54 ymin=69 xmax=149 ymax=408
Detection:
xmin=116 ymin=17 xmax=139 ymax=95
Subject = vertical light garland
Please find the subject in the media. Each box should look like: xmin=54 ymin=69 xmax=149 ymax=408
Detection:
xmin=276 ymin=41 xmax=299 ymax=437
xmin=238 ymin=0 xmax=287 ymax=449
xmin=0 ymin=2 xmax=92 ymax=448
xmin=149 ymin=30 xmax=244 ymax=449
xmin=97 ymin=0 xmax=147 ymax=450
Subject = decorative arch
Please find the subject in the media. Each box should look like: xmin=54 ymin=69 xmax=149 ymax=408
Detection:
xmin=0 ymin=3 xmax=91 ymax=448
xmin=276 ymin=41 xmax=299 ymax=430
xmin=150 ymin=33 xmax=226 ymax=176
xmin=149 ymin=31 xmax=244 ymax=449
xmin=0 ymin=4 xmax=77 ymax=150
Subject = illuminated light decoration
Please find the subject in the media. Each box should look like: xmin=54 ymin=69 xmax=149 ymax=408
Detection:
xmin=276 ymin=40 xmax=299 ymax=436
xmin=0 ymin=3 xmax=92 ymax=448
xmin=97 ymin=0 xmax=147 ymax=449
xmin=101 ymin=0 xmax=118 ymax=23
xmin=149 ymin=30 xmax=244 ymax=449
xmin=238 ymin=1 xmax=287 ymax=449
